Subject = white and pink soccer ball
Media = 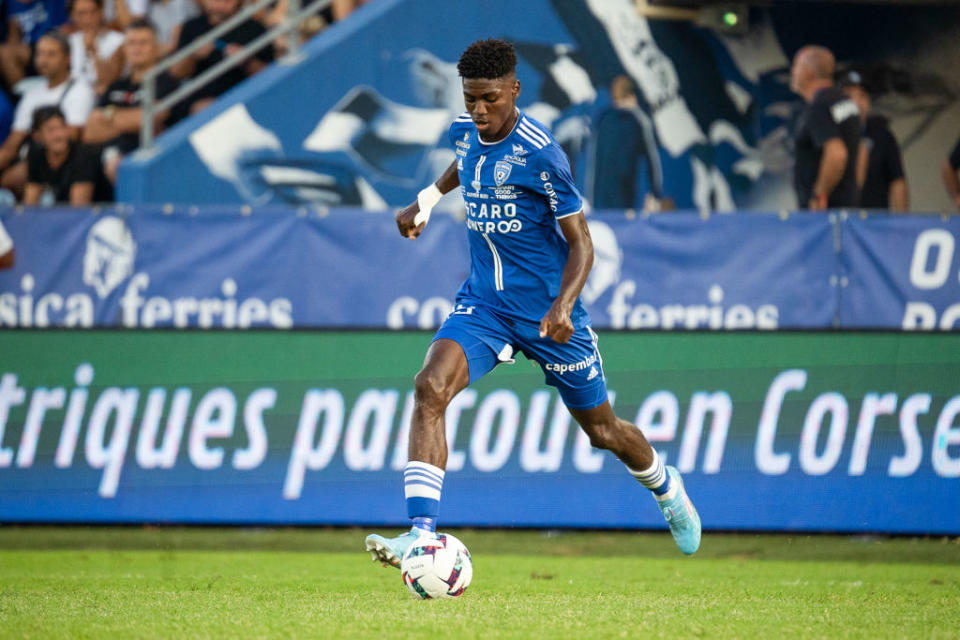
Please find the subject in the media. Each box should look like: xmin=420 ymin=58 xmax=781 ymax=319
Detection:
xmin=400 ymin=533 xmax=473 ymax=599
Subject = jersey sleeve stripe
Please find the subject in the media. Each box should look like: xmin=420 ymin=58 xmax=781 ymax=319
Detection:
xmin=519 ymin=122 xmax=549 ymax=146
xmin=520 ymin=119 xmax=551 ymax=146
xmin=555 ymin=208 xmax=584 ymax=219
xmin=517 ymin=129 xmax=545 ymax=149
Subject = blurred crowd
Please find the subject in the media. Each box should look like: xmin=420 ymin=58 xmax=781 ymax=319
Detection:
xmin=0 ymin=0 xmax=369 ymax=206
xmin=595 ymin=44 xmax=959 ymax=215
xmin=0 ymin=7 xmax=958 ymax=213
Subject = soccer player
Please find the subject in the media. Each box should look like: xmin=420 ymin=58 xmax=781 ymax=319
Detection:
xmin=365 ymin=40 xmax=700 ymax=566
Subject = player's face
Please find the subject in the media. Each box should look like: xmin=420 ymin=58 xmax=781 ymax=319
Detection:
xmin=463 ymin=76 xmax=520 ymax=142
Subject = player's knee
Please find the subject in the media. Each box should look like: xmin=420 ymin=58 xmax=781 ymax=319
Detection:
xmin=414 ymin=368 xmax=455 ymax=411
xmin=583 ymin=421 xmax=616 ymax=451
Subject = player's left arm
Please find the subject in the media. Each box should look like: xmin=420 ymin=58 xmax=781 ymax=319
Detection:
xmin=539 ymin=212 xmax=592 ymax=344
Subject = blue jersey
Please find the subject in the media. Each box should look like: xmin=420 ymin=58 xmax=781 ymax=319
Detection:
xmin=448 ymin=109 xmax=590 ymax=329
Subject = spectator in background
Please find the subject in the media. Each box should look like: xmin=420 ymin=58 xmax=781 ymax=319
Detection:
xmin=0 ymin=217 xmax=13 ymax=268
xmin=111 ymin=0 xmax=199 ymax=55
xmin=790 ymin=45 xmax=860 ymax=211
xmin=24 ymin=105 xmax=112 ymax=204
xmin=102 ymin=0 xmax=146 ymax=28
xmin=171 ymin=0 xmax=273 ymax=114
xmin=0 ymin=0 xmax=68 ymax=88
xmin=331 ymin=0 xmax=370 ymax=22
xmin=0 ymin=89 xmax=12 ymax=143
xmin=147 ymin=0 xmax=200 ymax=54
xmin=68 ymin=0 xmax=125 ymax=94
xmin=840 ymin=70 xmax=908 ymax=212
xmin=0 ymin=32 xmax=95 ymax=200
xmin=943 ymin=138 xmax=960 ymax=211
xmin=259 ymin=0 xmax=326 ymax=58
xmin=592 ymin=75 xmax=663 ymax=211
xmin=84 ymin=18 xmax=178 ymax=182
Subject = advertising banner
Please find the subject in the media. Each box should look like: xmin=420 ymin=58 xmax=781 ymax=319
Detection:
xmin=841 ymin=214 xmax=960 ymax=330
xmin=0 ymin=208 xmax=837 ymax=330
xmin=0 ymin=330 xmax=957 ymax=533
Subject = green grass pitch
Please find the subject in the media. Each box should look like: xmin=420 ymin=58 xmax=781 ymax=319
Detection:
xmin=1 ymin=527 xmax=958 ymax=639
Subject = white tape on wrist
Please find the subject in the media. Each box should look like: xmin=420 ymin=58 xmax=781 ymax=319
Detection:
xmin=413 ymin=183 xmax=443 ymax=227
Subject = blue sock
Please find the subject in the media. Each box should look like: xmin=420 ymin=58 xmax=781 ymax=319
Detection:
xmin=404 ymin=461 xmax=444 ymax=531
xmin=628 ymin=451 xmax=673 ymax=497
xmin=411 ymin=517 xmax=436 ymax=533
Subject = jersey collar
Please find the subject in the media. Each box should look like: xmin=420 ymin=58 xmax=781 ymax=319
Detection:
xmin=477 ymin=108 xmax=522 ymax=147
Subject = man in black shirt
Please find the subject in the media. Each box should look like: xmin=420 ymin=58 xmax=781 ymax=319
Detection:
xmin=171 ymin=0 xmax=274 ymax=114
xmin=24 ymin=106 xmax=112 ymax=205
xmin=790 ymin=46 xmax=861 ymax=210
xmin=83 ymin=18 xmax=178 ymax=183
xmin=840 ymin=71 xmax=908 ymax=211
xmin=943 ymin=137 xmax=960 ymax=211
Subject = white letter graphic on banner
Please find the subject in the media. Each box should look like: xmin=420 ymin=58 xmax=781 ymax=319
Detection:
xmin=932 ymin=396 xmax=960 ymax=478
xmin=189 ymin=388 xmax=237 ymax=470
xmin=470 ymin=390 xmax=520 ymax=472
xmin=799 ymin=392 xmax=849 ymax=475
xmin=284 ymin=390 xmax=345 ymax=499
xmin=889 ymin=393 xmax=929 ymax=477
xmin=755 ymin=369 xmax=807 ymax=475
xmin=909 ymin=230 xmax=954 ymax=290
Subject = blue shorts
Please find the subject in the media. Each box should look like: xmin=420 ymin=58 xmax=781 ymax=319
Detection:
xmin=432 ymin=302 xmax=608 ymax=410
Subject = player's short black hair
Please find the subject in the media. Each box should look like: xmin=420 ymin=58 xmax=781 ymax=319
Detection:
xmin=457 ymin=39 xmax=517 ymax=80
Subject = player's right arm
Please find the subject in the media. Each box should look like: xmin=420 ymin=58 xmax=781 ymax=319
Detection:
xmin=396 ymin=160 xmax=459 ymax=240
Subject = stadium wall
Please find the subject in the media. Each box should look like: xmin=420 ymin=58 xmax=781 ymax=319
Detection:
xmin=0 ymin=330 xmax=957 ymax=534
xmin=2 ymin=207 xmax=960 ymax=331
xmin=116 ymin=0 xmax=960 ymax=212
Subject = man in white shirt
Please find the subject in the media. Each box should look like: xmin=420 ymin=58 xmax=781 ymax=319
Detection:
xmin=0 ymin=31 xmax=95 ymax=199
xmin=68 ymin=0 xmax=125 ymax=93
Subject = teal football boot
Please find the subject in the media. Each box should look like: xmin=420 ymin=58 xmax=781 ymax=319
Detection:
xmin=365 ymin=528 xmax=434 ymax=568
xmin=657 ymin=466 xmax=701 ymax=555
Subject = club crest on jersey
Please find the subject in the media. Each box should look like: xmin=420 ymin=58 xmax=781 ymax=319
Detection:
xmin=494 ymin=161 xmax=512 ymax=187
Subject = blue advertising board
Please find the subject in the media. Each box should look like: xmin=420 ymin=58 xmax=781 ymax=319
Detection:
xmin=0 ymin=331 xmax=957 ymax=533
xmin=0 ymin=207 xmax=844 ymax=330
xmin=841 ymin=214 xmax=960 ymax=330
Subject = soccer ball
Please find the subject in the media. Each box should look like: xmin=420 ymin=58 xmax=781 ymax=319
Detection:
xmin=400 ymin=533 xmax=472 ymax=599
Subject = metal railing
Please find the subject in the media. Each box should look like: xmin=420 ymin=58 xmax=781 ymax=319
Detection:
xmin=139 ymin=0 xmax=333 ymax=150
